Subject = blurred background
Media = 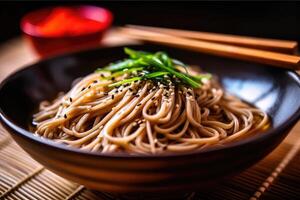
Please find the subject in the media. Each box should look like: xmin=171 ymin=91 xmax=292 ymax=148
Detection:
xmin=0 ymin=1 xmax=299 ymax=43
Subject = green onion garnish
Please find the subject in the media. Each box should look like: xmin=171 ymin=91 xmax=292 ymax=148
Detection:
xmin=109 ymin=71 xmax=169 ymax=87
xmin=109 ymin=77 xmax=141 ymax=87
xmin=97 ymin=48 xmax=211 ymax=88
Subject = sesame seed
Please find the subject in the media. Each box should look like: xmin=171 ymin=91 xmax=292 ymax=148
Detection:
xmin=134 ymin=80 xmax=138 ymax=83
xmin=135 ymin=94 xmax=140 ymax=97
xmin=81 ymin=87 xmax=86 ymax=91
xmin=151 ymin=97 xmax=155 ymax=100
xmin=88 ymin=86 xmax=91 ymax=89
xmin=137 ymin=103 xmax=141 ymax=106
xmin=69 ymin=98 xmax=72 ymax=102
xmin=111 ymin=77 xmax=115 ymax=81
xmin=111 ymin=95 xmax=114 ymax=99
xmin=93 ymin=80 xmax=98 ymax=83
xmin=64 ymin=114 xmax=67 ymax=119
xmin=100 ymin=74 xmax=105 ymax=78
xmin=129 ymin=88 xmax=133 ymax=92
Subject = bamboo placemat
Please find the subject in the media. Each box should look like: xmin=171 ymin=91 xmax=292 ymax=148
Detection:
xmin=0 ymin=126 xmax=300 ymax=200
xmin=0 ymin=30 xmax=299 ymax=200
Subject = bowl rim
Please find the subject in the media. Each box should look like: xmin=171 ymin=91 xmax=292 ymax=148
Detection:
xmin=20 ymin=5 xmax=113 ymax=39
xmin=1 ymin=45 xmax=300 ymax=160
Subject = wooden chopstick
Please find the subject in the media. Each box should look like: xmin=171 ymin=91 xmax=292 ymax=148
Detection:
xmin=118 ymin=27 xmax=300 ymax=70
xmin=127 ymin=25 xmax=298 ymax=54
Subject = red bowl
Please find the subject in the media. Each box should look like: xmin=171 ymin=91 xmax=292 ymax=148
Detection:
xmin=21 ymin=5 xmax=113 ymax=57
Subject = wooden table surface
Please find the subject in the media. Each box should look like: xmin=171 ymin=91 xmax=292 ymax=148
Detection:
xmin=0 ymin=29 xmax=299 ymax=200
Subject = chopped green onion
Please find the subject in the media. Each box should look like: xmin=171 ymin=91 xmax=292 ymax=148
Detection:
xmin=142 ymin=55 xmax=201 ymax=88
xmin=109 ymin=71 xmax=169 ymax=87
xmin=100 ymin=67 xmax=144 ymax=81
xmin=155 ymin=52 xmax=172 ymax=68
xmin=109 ymin=77 xmax=141 ymax=87
xmin=124 ymin=47 xmax=150 ymax=59
xmin=173 ymin=59 xmax=189 ymax=74
xmin=104 ymin=59 xmax=147 ymax=72
xmin=111 ymin=67 xmax=144 ymax=77
xmin=97 ymin=48 xmax=211 ymax=88
xmin=144 ymin=71 xmax=169 ymax=79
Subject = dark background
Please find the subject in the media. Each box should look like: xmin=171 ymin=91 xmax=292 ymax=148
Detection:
xmin=0 ymin=2 xmax=299 ymax=43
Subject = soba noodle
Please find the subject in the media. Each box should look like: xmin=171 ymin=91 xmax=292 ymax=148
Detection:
xmin=32 ymin=48 xmax=269 ymax=154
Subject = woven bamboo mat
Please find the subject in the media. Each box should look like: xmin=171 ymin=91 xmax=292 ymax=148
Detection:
xmin=0 ymin=125 xmax=299 ymax=200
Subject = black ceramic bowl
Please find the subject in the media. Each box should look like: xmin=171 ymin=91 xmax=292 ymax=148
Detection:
xmin=0 ymin=45 xmax=300 ymax=193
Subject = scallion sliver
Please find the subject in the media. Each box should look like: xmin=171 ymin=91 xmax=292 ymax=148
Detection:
xmin=109 ymin=71 xmax=169 ymax=87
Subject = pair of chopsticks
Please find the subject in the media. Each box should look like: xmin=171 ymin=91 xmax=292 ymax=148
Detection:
xmin=117 ymin=25 xmax=300 ymax=70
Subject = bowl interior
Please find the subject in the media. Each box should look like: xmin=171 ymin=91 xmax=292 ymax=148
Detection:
xmin=0 ymin=44 xmax=300 ymax=151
